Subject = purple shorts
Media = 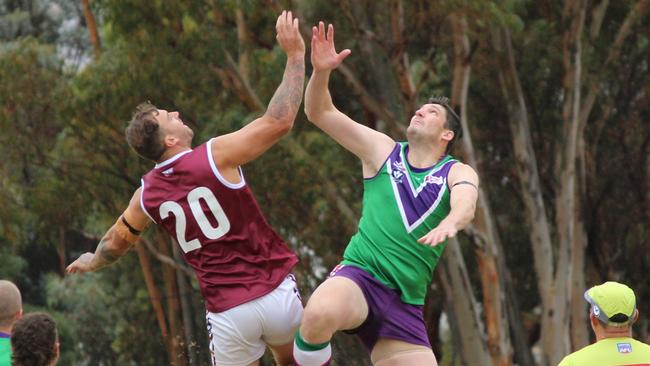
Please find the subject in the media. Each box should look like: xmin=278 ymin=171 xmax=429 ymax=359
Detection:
xmin=329 ymin=264 xmax=431 ymax=352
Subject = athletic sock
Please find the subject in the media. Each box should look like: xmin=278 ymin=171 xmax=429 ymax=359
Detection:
xmin=293 ymin=330 xmax=331 ymax=366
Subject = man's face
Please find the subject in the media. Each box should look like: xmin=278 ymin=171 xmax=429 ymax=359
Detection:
xmin=155 ymin=109 xmax=194 ymax=147
xmin=407 ymin=103 xmax=449 ymax=142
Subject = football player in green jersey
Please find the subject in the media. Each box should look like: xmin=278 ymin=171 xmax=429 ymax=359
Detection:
xmin=293 ymin=22 xmax=479 ymax=366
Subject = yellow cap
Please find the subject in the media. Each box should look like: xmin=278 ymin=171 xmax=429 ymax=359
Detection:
xmin=584 ymin=281 xmax=636 ymax=326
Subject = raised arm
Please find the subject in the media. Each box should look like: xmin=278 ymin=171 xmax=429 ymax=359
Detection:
xmin=212 ymin=10 xmax=305 ymax=170
xmin=418 ymin=163 xmax=479 ymax=246
xmin=305 ymin=22 xmax=394 ymax=177
xmin=66 ymin=188 xmax=151 ymax=273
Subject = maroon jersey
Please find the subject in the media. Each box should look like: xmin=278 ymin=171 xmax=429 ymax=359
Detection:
xmin=140 ymin=138 xmax=297 ymax=313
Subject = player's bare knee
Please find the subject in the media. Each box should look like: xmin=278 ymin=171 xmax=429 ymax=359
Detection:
xmin=300 ymin=304 xmax=337 ymax=341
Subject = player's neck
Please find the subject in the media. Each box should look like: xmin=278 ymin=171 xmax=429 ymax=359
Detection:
xmin=406 ymin=142 xmax=446 ymax=169
xmin=0 ymin=325 xmax=11 ymax=334
xmin=596 ymin=326 xmax=632 ymax=341
xmin=157 ymin=146 xmax=191 ymax=163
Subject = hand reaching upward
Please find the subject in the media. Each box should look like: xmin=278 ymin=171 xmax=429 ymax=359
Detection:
xmin=311 ymin=22 xmax=351 ymax=71
xmin=276 ymin=10 xmax=305 ymax=58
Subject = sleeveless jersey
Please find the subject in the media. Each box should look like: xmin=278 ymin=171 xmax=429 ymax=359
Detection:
xmin=342 ymin=142 xmax=457 ymax=305
xmin=558 ymin=337 xmax=650 ymax=365
xmin=0 ymin=336 xmax=10 ymax=366
xmin=140 ymin=138 xmax=297 ymax=313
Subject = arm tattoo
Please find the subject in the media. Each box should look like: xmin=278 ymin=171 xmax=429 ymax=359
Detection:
xmin=94 ymin=234 xmax=124 ymax=269
xmin=267 ymin=56 xmax=305 ymax=120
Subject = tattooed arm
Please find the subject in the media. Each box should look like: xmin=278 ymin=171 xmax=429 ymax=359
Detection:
xmin=212 ymin=10 xmax=305 ymax=170
xmin=66 ymin=188 xmax=150 ymax=274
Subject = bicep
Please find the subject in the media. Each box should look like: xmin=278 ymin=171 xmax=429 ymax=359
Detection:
xmin=212 ymin=116 xmax=290 ymax=168
xmin=448 ymin=164 xmax=479 ymax=207
xmin=125 ymin=188 xmax=152 ymax=231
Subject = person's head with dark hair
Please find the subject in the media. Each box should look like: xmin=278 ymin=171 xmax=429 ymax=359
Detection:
xmin=11 ymin=312 xmax=59 ymax=366
xmin=406 ymin=96 xmax=462 ymax=154
xmin=125 ymin=102 xmax=194 ymax=162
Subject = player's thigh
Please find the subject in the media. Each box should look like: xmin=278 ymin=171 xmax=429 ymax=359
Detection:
xmin=206 ymin=304 xmax=265 ymax=366
xmin=259 ymin=275 xmax=304 ymax=347
xmin=303 ymin=276 xmax=368 ymax=331
xmin=267 ymin=341 xmax=294 ymax=366
xmin=371 ymin=338 xmax=437 ymax=366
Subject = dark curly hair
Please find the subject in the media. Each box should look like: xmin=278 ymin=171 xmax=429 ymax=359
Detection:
xmin=428 ymin=96 xmax=462 ymax=153
xmin=125 ymin=102 xmax=166 ymax=161
xmin=11 ymin=312 xmax=58 ymax=366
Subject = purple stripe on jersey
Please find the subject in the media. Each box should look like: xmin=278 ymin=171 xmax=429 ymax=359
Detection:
xmin=0 ymin=331 xmax=10 ymax=339
xmin=386 ymin=145 xmax=456 ymax=231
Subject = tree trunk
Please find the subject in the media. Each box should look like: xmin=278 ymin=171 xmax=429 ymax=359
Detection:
xmin=173 ymin=242 xmax=199 ymax=366
xmin=135 ymin=240 xmax=172 ymax=359
xmin=490 ymin=23 xmax=562 ymax=365
xmin=450 ymin=15 xmax=517 ymax=365
xmin=80 ymin=0 xmax=101 ymax=58
xmin=57 ymin=227 xmax=66 ymax=275
xmin=156 ymin=228 xmax=188 ymax=366
xmin=438 ymin=239 xmax=490 ymax=366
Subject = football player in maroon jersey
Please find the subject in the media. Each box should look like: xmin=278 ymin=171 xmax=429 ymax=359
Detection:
xmin=67 ymin=10 xmax=305 ymax=366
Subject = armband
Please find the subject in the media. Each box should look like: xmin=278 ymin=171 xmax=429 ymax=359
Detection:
xmin=451 ymin=180 xmax=478 ymax=190
xmin=115 ymin=216 xmax=142 ymax=244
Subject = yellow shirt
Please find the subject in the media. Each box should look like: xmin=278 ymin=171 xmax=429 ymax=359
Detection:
xmin=558 ymin=337 xmax=650 ymax=366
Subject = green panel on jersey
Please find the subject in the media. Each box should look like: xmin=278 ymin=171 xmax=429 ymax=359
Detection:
xmin=342 ymin=143 xmax=456 ymax=305
xmin=0 ymin=338 xmax=11 ymax=366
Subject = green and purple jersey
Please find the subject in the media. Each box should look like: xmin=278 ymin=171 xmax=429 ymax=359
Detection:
xmin=342 ymin=142 xmax=457 ymax=305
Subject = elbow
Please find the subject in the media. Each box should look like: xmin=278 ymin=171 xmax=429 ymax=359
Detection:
xmin=278 ymin=117 xmax=294 ymax=134
xmin=465 ymin=204 xmax=477 ymax=225
xmin=270 ymin=116 xmax=294 ymax=137
xmin=304 ymin=105 xmax=318 ymax=123
xmin=304 ymin=103 xmax=327 ymax=125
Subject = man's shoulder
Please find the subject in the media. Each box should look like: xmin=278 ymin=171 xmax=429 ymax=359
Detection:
xmin=559 ymin=340 xmax=612 ymax=365
xmin=559 ymin=338 xmax=650 ymax=365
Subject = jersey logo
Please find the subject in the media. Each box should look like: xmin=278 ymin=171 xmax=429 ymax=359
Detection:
xmin=390 ymin=161 xmax=406 ymax=183
xmin=617 ymin=342 xmax=632 ymax=353
xmin=424 ymin=175 xmax=444 ymax=186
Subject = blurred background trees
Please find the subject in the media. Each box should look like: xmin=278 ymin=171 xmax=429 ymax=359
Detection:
xmin=1 ymin=0 xmax=648 ymax=365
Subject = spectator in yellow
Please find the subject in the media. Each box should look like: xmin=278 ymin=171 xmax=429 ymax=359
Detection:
xmin=559 ymin=281 xmax=650 ymax=365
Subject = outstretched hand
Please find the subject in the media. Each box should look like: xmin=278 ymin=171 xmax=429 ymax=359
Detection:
xmin=276 ymin=10 xmax=305 ymax=58
xmin=311 ymin=21 xmax=351 ymax=71
xmin=65 ymin=253 xmax=94 ymax=274
xmin=418 ymin=221 xmax=458 ymax=247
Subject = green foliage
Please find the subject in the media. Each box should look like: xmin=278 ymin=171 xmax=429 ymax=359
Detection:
xmin=3 ymin=0 xmax=649 ymax=363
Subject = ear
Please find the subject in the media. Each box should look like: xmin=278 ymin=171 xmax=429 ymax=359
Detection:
xmin=632 ymin=309 xmax=640 ymax=324
xmin=589 ymin=311 xmax=599 ymax=327
xmin=15 ymin=308 xmax=23 ymax=320
xmin=54 ymin=341 xmax=60 ymax=362
xmin=164 ymin=134 xmax=179 ymax=148
xmin=441 ymin=129 xmax=454 ymax=143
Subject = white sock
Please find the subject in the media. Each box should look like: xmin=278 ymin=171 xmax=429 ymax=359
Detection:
xmin=293 ymin=331 xmax=331 ymax=366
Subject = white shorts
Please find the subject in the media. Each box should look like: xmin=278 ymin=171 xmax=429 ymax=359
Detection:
xmin=205 ymin=275 xmax=303 ymax=366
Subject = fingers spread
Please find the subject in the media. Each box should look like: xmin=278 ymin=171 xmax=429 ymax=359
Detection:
xmin=276 ymin=10 xmax=285 ymax=30
xmin=327 ymin=23 xmax=334 ymax=45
